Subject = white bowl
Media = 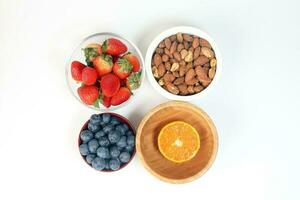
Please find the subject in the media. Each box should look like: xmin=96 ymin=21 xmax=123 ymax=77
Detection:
xmin=145 ymin=26 xmax=222 ymax=101
xmin=66 ymin=32 xmax=145 ymax=111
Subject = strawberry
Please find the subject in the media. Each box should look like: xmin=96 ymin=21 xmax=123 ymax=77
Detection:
xmin=77 ymin=85 xmax=99 ymax=105
xmin=71 ymin=61 xmax=85 ymax=81
xmin=111 ymin=87 xmax=131 ymax=106
xmin=82 ymin=67 xmax=98 ymax=86
xmin=100 ymin=74 xmax=120 ymax=97
xmin=113 ymin=58 xmax=133 ymax=79
xmin=93 ymin=94 xmax=111 ymax=108
xmin=93 ymin=54 xmax=113 ymax=77
xmin=123 ymin=53 xmax=140 ymax=72
xmin=102 ymin=38 xmax=127 ymax=55
xmin=83 ymin=43 xmax=102 ymax=66
xmin=126 ymin=71 xmax=141 ymax=90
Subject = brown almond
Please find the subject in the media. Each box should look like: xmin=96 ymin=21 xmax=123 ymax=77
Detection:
xmin=170 ymin=35 xmax=176 ymax=42
xmin=179 ymin=65 xmax=186 ymax=77
xmin=169 ymin=58 xmax=176 ymax=64
xmin=183 ymin=34 xmax=193 ymax=42
xmin=194 ymin=56 xmax=209 ymax=66
xmin=155 ymin=47 xmax=164 ymax=54
xmin=176 ymin=33 xmax=183 ymax=43
xmin=193 ymin=47 xmax=201 ymax=59
xmin=158 ymin=63 xmax=166 ymax=77
xmin=178 ymin=84 xmax=189 ymax=95
xmin=199 ymin=38 xmax=211 ymax=48
xmin=177 ymin=43 xmax=184 ymax=52
xmin=165 ymin=83 xmax=179 ymax=94
xmin=192 ymin=37 xmax=200 ymax=48
xmin=179 ymin=60 xmax=186 ymax=66
xmin=195 ymin=66 xmax=211 ymax=86
xmin=164 ymin=38 xmax=171 ymax=49
xmin=164 ymin=48 xmax=171 ymax=57
xmin=186 ymin=62 xmax=193 ymax=71
xmin=163 ymin=73 xmax=175 ymax=83
xmin=158 ymin=41 xmax=165 ymax=48
xmin=173 ymin=51 xmax=181 ymax=61
xmin=170 ymin=41 xmax=177 ymax=54
xmin=186 ymin=78 xmax=198 ymax=85
xmin=165 ymin=62 xmax=171 ymax=70
xmin=208 ymin=68 xmax=216 ymax=79
xmin=162 ymin=54 xmax=169 ymax=62
xmin=201 ymin=47 xmax=215 ymax=58
xmin=184 ymin=50 xmax=193 ymax=62
xmin=183 ymin=41 xmax=190 ymax=49
xmin=173 ymin=77 xmax=184 ymax=85
xmin=153 ymin=54 xmax=162 ymax=66
xmin=187 ymin=85 xmax=195 ymax=94
xmin=194 ymin=85 xmax=204 ymax=93
xmin=170 ymin=63 xmax=180 ymax=72
xmin=185 ymin=68 xmax=196 ymax=82
xmin=180 ymin=49 xmax=188 ymax=59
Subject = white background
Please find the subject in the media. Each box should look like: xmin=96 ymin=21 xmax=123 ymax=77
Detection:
xmin=0 ymin=0 xmax=299 ymax=199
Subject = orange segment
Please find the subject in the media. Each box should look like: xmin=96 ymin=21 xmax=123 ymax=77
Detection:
xmin=158 ymin=121 xmax=200 ymax=163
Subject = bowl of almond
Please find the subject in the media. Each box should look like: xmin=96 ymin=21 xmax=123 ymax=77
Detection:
xmin=145 ymin=26 xmax=222 ymax=101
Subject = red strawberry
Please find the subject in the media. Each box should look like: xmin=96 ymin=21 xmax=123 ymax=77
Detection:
xmin=123 ymin=53 xmax=140 ymax=72
xmin=82 ymin=67 xmax=98 ymax=85
xmin=93 ymin=54 xmax=113 ymax=77
xmin=111 ymin=87 xmax=131 ymax=106
xmin=100 ymin=74 xmax=120 ymax=97
xmin=71 ymin=61 xmax=85 ymax=81
xmin=102 ymin=38 xmax=127 ymax=55
xmin=77 ymin=85 xmax=99 ymax=105
xmin=101 ymin=96 xmax=111 ymax=108
xmin=113 ymin=58 xmax=133 ymax=79
xmin=83 ymin=43 xmax=102 ymax=66
xmin=126 ymin=71 xmax=141 ymax=90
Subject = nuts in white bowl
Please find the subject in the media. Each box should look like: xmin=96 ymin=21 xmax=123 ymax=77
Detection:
xmin=145 ymin=26 xmax=222 ymax=101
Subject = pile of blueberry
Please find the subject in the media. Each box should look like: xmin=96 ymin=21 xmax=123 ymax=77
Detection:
xmin=79 ymin=113 xmax=135 ymax=171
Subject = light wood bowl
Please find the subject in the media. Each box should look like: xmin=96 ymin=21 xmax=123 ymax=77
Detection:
xmin=136 ymin=101 xmax=218 ymax=183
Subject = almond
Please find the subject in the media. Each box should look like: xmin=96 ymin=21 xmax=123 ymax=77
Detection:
xmin=183 ymin=34 xmax=193 ymax=42
xmin=170 ymin=41 xmax=177 ymax=54
xmin=176 ymin=33 xmax=183 ymax=43
xmin=186 ymin=78 xmax=198 ymax=85
xmin=158 ymin=41 xmax=165 ymax=48
xmin=179 ymin=65 xmax=186 ymax=77
xmin=199 ymin=38 xmax=211 ymax=48
xmin=192 ymin=37 xmax=200 ymax=48
xmin=183 ymin=41 xmax=190 ymax=49
xmin=178 ymin=84 xmax=188 ymax=95
xmin=195 ymin=66 xmax=211 ymax=86
xmin=201 ymin=47 xmax=215 ymax=58
xmin=173 ymin=51 xmax=181 ymax=61
xmin=165 ymin=62 xmax=171 ymax=70
xmin=177 ymin=43 xmax=184 ymax=52
xmin=184 ymin=50 xmax=193 ymax=62
xmin=164 ymin=38 xmax=171 ymax=49
xmin=153 ymin=54 xmax=162 ymax=66
xmin=162 ymin=54 xmax=169 ymax=62
xmin=173 ymin=77 xmax=184 ymax=85
xmin=155 ymin=47 xmax=164 ymax=54
xmin=185 ymin=68 xmax=196 ymax=82
xmin=170 ymin=62 xmax=180 ymax=72
xmin=193 ymin=47 xmax=201 ymax=59
xmin=163 ymin=73 xmax=175 ymax=83
xmin=170 ymin=35 xmax=176 ymax=42
xmin=179 ymin=60 xmax=186 ymax=66
xmin=158 ymin=63 xmax=166 ymax=77
xmin=164 ymin=48 xmax=171 ymax=57
xmin=194 ymin=85 xmax=204 ymax=93
xmin=194 ymin=55 xmax=209 ymax=66
xmin=186 ymin=62 xmax=193 ymax=71
xmin=165 ymin=83 xmax=179 ymax=94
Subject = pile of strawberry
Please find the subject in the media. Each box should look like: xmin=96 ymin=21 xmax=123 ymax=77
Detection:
xmin=71 ymin=38 xmax=141 ymax=108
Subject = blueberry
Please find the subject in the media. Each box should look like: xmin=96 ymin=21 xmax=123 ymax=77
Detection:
xmin=126 ymin=130 xmax=134 ymax=136
xmin=127 ymin=135 xmax=135 ymax=147
xmin=86 ymin=154 xmax=96 ymax=164
xmin=88 ymin=122 xmax=101 ymax=133
xmin=110 ymin=117 xmax=120 ymax=125
xmin=109 ymin=159 xmax=121 ymax=171
xmin=103 ymin=124 xmax=114 ymax=133
xmin=80 ymin=130 xmax=93 ymax=143
xmin=97 ymin=147 xmax=110 ymax=159
xmin=105 ymin=161 xmax=110 ymax=170
xmin=94 ymin=130 xmax=105 ymax=139
xmin=88 ymin=139 xmax=99 ymax=153
xmin=117 ymin=136 xmax=127 ymax=148
xmin=91 ymin=157 xmax=106 ymax=170
xmin=115 ymin=125 xmax=126 ymax=135
xmin=110 ymin=145 xmax=120 ymax=158
xmin=108 ymin=131 xmax=121 ymax=143
xmin=79 ymin=144 xmax=89 ymax=156
xmin=90 ymin=114 xmax=102 ymax=124
xmin=98 ymin=136 xmax=110 ymax=147
xmin=102 ymin=113 xmax=111 ymax=124
xmin=122 ymin=123 xmax=129 ymax=131
xmin=125 ymin=145 xmax=134 ymax=152
xmin=119 ymin=152 xmax=131 ymax=163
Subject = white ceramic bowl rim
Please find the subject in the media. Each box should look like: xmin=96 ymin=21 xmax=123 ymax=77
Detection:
xmin=145 ymin=26 xmax=222 ymax=101
xmin=66 ymin=32 xmax=145 ymax=111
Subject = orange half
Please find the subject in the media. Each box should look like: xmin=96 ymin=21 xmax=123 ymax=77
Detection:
xmin=158 ymin=121 xmax=200 ymax=163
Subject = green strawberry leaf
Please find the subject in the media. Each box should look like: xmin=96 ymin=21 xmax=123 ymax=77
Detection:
xmin=93 ymin=91 xmax=103 ymax=108
xmin=101 ymin=54 xmax=113 ymax=66
xmin=83 ymin=47 xmax=99 ymax=65
xmin=118 ymin=58 xmax=132 ymax=73
xmin=126 ymin=71 xmax=141 ymax=90
xmin=93 ymin=98 xmax=100 ymax=108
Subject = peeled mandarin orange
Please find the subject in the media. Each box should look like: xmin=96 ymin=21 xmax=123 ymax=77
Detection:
xmin=158 ymin=121 xmax=200 ymax=163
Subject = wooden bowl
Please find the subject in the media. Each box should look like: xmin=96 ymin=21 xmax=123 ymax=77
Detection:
xmin=136 ymin=101 xmax=218 ymax=183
